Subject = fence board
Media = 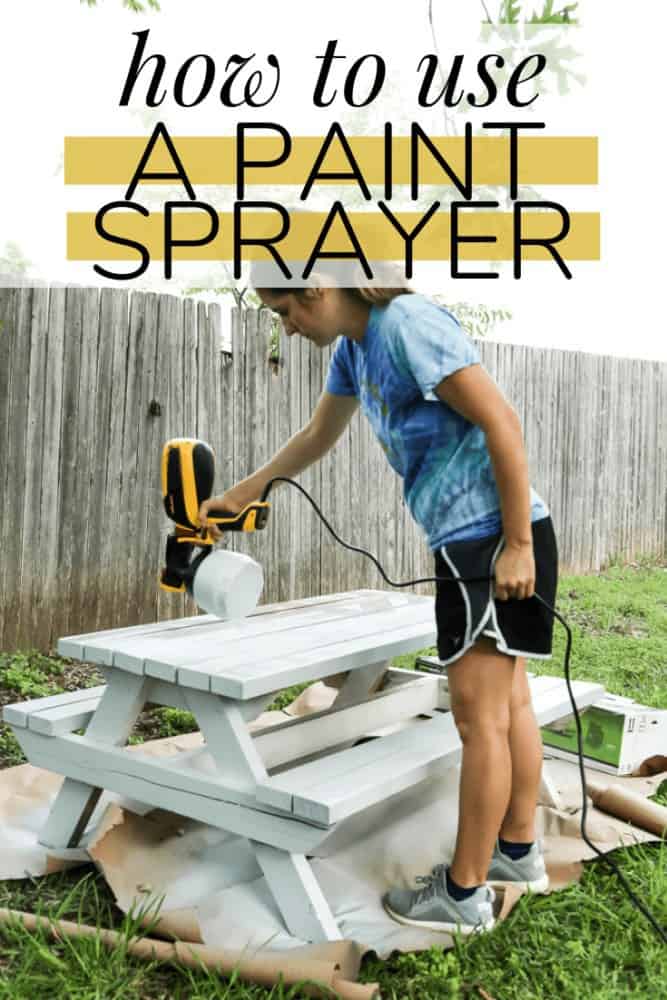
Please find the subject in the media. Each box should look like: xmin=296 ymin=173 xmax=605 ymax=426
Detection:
xmin=115 ymin=290 xmax=145 ymax=635
xmin=0 ymin=290 xmax=15 ymax=634
xmin=135 ymin=293 xmax=161 ymax=626
xmin=157 ymin=294 xmax=186 ymax=622
xmin=3 ymin=289 xmax=32 ymax=650
xmin=19 ymin=288 xmax=49 ymax=647
xmin=270 ymin=320 xmax=290 ymax=602
xmin=57 ymin=288 xmax=85 ymax=638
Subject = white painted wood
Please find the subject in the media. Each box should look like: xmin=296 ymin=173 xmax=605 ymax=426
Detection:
xmin=209 ymin=616 xmax=436 ymax=699
xmin=382 ymin=666 xmax=451 ymax=709
xmin=143 ymin=680 xmax=191 ymax=712
xmin=2 ymin=686 xmax=107 ymax=729
xmin=318 ymin=658 xmax=391 ymax=754
xmin=37 ymin=778 xmax=104 ymax=851
xmin=22 ymin=592 xmax=606 ymax=943
xmin=294 ymin=725 xmax=459 ymax=826
xmin=57 ymin=614 xmax=214 ymax=659
xmin=17 ymin=729 xmax=265 ymax=813
xmin=539 ymin=762 xmax=565 ymax=810
xmin=256 ymin=679 xmax=605 ymax=825
xmin=14 ymin=728 xmax=326 ymax=854
xmin=56 ymin=591 xmax=364 ymax=662
xmin=183 ymin=690 xmax=268 ymax=790
xmin=113 ymin=592 xmax=424 ymax=681
xmin=38 ymin=673 xmax=150 ymax=848
xmin=258 ymin=714 xmax=458 ymax=823
xmin=29 ymin=696 xmax=104 ymax=736
xmin=330 ymin=659 xmax=389 ymax=709
xmin=254 ymin=674 xmax=441 ymax=770
xmin=84 ymin=675 xmax=150 ymax=744
xmin=78 ymin=593 xmax=383 ymax=670
xmin=252 ymin=841 xmax=342 ymax=943
xmin=235 ymin=694 xmax=276 ymax=724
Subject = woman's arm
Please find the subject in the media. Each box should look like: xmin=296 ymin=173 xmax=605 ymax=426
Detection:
xmin=199 ymin=391 xmax=359 ymax=536
xmin=433 ymin=364 xmax=535 ymax=600
xmin=235 ymin=390 xmax=359 ymax=499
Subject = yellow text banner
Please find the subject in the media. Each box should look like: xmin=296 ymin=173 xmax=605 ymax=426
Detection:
xmin=65 ymin=135 xmax=598 ymax=187
xmin=67 ymin=209 xmax=600 ymax=262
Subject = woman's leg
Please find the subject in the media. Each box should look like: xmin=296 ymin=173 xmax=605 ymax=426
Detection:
xmin=446 ymin=635 xmax=515 ymax=888
xmin=498 ymin=655 xmax=543 ymax=843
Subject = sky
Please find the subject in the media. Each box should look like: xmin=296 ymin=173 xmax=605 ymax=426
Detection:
xmin=0 ymin=0 xmax=665 ymax=362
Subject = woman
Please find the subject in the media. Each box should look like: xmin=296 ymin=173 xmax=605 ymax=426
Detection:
xmin=199 ymin=276 xmax=557 ymax=936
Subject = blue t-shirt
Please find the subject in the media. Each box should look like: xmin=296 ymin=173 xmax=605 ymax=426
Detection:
xmin=324 ymin=293 xmax=550 ymax=550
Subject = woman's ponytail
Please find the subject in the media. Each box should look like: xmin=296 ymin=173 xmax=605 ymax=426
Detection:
xmin=351 ymin=286 xmax=413 ymax=306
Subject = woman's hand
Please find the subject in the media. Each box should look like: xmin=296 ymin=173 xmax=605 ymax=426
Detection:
xmin=198 ymin=489 xmax=249 ymax=541
xmin=493 ymin=542 xmax=535 ymax=601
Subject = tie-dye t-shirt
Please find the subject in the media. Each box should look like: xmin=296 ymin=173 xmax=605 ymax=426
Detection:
xmin=324 ymin=293 xmax=549 ymax=549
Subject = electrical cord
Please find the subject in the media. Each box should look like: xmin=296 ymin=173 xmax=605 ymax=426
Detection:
xmin=260 ymin=475 xmax=667 ymax=943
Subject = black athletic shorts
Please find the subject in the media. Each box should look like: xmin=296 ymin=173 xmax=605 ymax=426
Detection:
xmin=433 ymin=515 xmax=559 ymax=666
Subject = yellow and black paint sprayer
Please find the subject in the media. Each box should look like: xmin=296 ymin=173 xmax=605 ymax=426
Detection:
xmin=160 ymin=438 xmax=269 ymax=619
xmin=158 ymin=437 xmax=665 ymax=944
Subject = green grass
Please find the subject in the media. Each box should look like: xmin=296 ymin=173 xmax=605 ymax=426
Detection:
xmin=1 ymin=556 xmax=666 ymax=998
xmin=0 ymin=870 xmax=314 ymax=999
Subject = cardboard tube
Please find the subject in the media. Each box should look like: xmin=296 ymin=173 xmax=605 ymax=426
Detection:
xmin=636 ymin=755 xmax=667 ymax=777
xmin=0 ymin=909 xmax=380 ymax=1000
xmin=584 ymin=778 xmax=667 ymax=838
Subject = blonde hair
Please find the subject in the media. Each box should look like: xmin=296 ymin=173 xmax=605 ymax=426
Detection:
xmin=252 ymin=258 xmax=413 ymax=307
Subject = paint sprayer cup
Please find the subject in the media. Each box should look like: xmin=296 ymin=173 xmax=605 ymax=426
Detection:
xmin=191 ymin=549 xmax=264 ymax=620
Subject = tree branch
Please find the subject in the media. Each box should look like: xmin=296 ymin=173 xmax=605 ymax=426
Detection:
xmin=480 ymin=0 xmax=494 ymax=22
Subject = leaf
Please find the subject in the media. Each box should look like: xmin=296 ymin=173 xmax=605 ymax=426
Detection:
xmin=499 ymin=0 xmax=522 ymax=23
xmin=530 ymin=0 xmax=578 ymax=23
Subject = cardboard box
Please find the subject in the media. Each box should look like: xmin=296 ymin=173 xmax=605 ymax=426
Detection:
xmin=540 ymin=693 xmax=667 ymax=775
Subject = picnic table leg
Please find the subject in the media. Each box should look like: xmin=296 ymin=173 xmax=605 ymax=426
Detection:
xmin=325 ymin=658 xmax=390 ymax=709
xmin=183 ymin=690 xmax=269 ymax=787
xmin=323 ymin=660 xmax=392 ymax=754
xmin=39 ymin=674 xmax=150 ymax=849
xmin=183 ymin=692 xmax=340 ymax=940
xmin=252 ymin=841 xmax=342 ymax=942
xmin=539 ymin=758 xmax=565 ymax=811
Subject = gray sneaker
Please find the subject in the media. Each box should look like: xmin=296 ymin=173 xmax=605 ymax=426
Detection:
xmin=383 ymin=865 xmax=496 ymax=935
xmin=486 ymin=837 xmax=550 ymax=894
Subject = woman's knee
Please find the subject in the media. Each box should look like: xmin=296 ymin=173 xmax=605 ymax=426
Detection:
xmin=453 ymin=707 xmax=512 ymax=743
xmin=447 ymin=636 xmax=514 ymax=739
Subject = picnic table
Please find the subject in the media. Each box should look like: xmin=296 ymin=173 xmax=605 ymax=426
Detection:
xmin=4 ymin=589 xmax=604 ymax=942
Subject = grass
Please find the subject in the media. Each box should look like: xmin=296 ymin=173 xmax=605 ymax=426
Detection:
xmin=0 ymin=555 xmax=666 ymax=998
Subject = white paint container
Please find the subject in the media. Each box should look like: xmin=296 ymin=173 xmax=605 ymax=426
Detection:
xmin=191 ymin=550 xmax=264 ymax=620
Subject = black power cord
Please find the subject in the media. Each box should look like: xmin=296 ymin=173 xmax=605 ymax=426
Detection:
xmin=260 ymin=476 xmax=667 ymax=944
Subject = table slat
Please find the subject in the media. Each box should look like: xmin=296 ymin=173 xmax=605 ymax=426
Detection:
xmin=57 ymin=590 xmax=366 ymax=661
xmin=117 ymin=593 xmax=413 ymax=677
xmin=209 ymin=616 xmax=436 ymax=698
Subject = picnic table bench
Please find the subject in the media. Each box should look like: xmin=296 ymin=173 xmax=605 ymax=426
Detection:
xmin=3 ymin=589 xmax=604 ymax=942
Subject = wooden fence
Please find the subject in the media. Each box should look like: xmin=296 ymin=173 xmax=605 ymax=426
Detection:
xmin=0 ymin=285 xmax=665 ymax=652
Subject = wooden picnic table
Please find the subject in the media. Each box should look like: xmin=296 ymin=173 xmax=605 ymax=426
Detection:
xmin=4 ymin=589 xmax=604 ymax=942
